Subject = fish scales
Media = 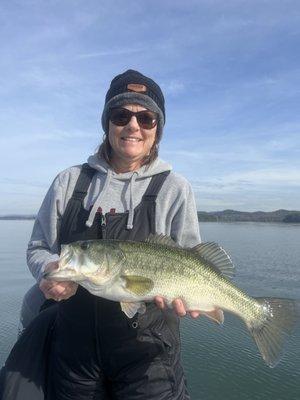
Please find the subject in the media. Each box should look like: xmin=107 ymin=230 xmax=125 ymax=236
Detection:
xmin=119 ymin=241 xmax=258 ymax=318
xmin=46 ymin=235 xmax=300 ymax=368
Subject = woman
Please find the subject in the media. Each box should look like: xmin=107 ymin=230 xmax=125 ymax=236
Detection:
xmin=2 ymin=70 xmax=201 ymax=400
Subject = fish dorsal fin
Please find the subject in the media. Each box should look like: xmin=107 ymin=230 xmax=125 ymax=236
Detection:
xmin=192 ymin=242 xmax=235 ymax=279
xmin=123 ymin=275 xmax=154 ymax=296
xmin=145 ymin=233 xmax=179 ymax=247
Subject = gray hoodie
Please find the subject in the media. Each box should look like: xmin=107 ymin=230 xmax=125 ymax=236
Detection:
xmin=27 ymin=155 xmax=201 ymax=282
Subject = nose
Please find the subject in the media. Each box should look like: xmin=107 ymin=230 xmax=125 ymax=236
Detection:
xmin=127 ymin=116 xmax=139 ymax=130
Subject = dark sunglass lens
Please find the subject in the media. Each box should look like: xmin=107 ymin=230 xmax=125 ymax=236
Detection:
xmin=138 ymin=112 xmax=157 ymax=129
xmin=110 ymin=109 xmax=131 ymax=126
xmin=110 ymin=108 xmax=157 ymax=129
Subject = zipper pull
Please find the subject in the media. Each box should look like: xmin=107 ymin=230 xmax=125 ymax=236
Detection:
xmin=101 ymin=213 xmax=107 ymax=239
xmin=95 ymin=207 xmax=106 ymax=226
xmin=101 ymin=214 xmax=106 ymax=226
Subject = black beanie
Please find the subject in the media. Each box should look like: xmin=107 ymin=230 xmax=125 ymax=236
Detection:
xmin=101 ymin=70 xmax=165 ymax=140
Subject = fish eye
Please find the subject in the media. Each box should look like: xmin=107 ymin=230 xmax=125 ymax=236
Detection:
xmin=80 ymin=242 xmax=90 ymax=251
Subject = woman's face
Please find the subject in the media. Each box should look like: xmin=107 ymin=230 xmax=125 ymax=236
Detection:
xmin=108 ymin=104 xmax=157 ymax=171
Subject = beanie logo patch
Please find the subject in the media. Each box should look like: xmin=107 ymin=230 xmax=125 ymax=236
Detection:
xmin=127 ymin=83 xmax=147 ymax=93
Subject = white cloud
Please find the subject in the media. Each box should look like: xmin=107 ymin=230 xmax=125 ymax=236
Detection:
xmin=193 ymin=168 xmax=300 ymax=192
xmin=227 ymin=169 xmax=300 ymax=187
xmin=161 ymin=81 xmax=185 ymax=95
xmin=77 ymin=48 xmax=145 ymax=59
xmin=31 ymin=129 xmax=97 ymax=141
xmin=0 ymin=0 xmax=299 ymax=214
xmin=189 ymin=166 xmax=300 ymax=211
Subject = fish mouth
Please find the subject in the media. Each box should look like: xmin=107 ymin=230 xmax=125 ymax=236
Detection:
xmin=43 ymin=248 xmax=79 ymax=280
xmin=43 ymin=271 xmax=51 ymax=279
xmin=43 ymin=266 xmax=78 ymax=281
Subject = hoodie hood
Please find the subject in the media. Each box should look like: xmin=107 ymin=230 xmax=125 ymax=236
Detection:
xmin=86 ymin=154 xmax=172 ymax=229
xmin=87 ymin=154 xmax=171 ymax=179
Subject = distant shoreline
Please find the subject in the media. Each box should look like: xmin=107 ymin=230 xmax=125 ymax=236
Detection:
xmin=0 ymin=216 xmax=36 ymax=220
xmin=1 ymin=209 xmax=300 ymax=223
xmin=197 ymin=209 xmax=300 ymax=223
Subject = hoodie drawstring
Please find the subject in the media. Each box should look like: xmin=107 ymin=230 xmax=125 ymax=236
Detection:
xmin=85 ymin=169 xmax=137 ymax=230
xmin=126 ymin=172 xmax=138 ymax=230
xmin=85 ymin=169 xmax=112 ymax=227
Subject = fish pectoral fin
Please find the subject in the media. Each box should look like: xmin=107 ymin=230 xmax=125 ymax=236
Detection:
xmin=120 ymin=301 xmax=146 ymax=318
xmin=202 ymin=308 xmax=224 ymax=325
xmin=122 ymin=275 xmax=154 ymax=296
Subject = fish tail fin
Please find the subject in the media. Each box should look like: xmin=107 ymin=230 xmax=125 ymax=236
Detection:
xmin=245 ymin=297 xmax=300 ymax=368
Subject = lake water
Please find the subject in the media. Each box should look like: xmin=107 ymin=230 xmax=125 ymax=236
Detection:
xmin=0 ymin=220 xmax=299 ymax=399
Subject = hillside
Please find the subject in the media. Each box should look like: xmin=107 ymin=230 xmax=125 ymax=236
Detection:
xmin=197 ymin=209 xmax=300 ymax=223
xmin=1 ymin=210 xmax=300 ymax=223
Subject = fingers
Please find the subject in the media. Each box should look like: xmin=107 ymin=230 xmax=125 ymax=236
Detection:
xmin=155 ymin=297 xmax=187 ymax=316
xmin=154 ymin=296 xmax=201 ymax=319
xmin=59 ymin=282 xmax=78 ymax=300
xmin=41 ymin=262 xmax=78 ymax=301
xmin=189 ymin=310 xmax=201 ymax=319
xmin=173 ymin=301 xmax=201 ymax=318
xmin=39 ymin=279 xmax=55 ymax=298
xmin=52 ymin=282 xmax=78 ymax=301
xmin=39 ymin=280 xmax=78 ymax=301
xmin=155 ymin=296 xmax=166 ymax=309
xmin=172 ymin=299 xmax=186 ymax=317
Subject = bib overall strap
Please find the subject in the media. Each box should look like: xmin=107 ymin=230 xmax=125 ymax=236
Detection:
xmin=142 ymin=170 xmax=170 ymax=201
xmin=71 ymin=163 xmax=96 ymax=200
xmin=59 ymin=164 xmax=96 ymax=245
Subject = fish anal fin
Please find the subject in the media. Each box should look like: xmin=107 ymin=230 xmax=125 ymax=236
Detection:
xmin=120 ymin=302 xmax=146 ymax=318
xmin=202 ymin=308 xmax=224 ymax=325
xmin=123 ymin=275 xmax=154 ymax=296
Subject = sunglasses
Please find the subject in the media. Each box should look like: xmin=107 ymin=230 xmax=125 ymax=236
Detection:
xmin=109 ymin=108 xmax=158 ymax=130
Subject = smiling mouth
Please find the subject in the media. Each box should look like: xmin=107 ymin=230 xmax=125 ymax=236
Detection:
xmin=121 ymin=137 xmax=142 ymax=142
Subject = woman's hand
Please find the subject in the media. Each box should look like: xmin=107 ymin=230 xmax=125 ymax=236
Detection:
xmin=154 ymin=296 xmax=201 ymax=319
xmin=39 ymin=261 xmax=78 ymax=301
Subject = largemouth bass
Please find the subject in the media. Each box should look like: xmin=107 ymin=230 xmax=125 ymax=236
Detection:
xmin=45 ymin=234 xmax=299 ymax=367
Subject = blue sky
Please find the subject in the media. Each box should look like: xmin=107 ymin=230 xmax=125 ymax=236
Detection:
xmin=0 ymin=0 xmax=299 ymax=214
